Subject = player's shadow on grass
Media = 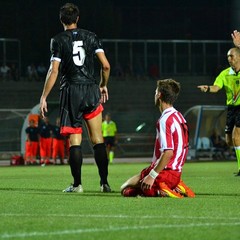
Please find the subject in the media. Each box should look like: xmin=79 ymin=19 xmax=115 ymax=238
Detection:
xmin=2 ymin=188 xmax=238 ymax=197
xmin=196 ymin=192 xmax=240 ymax=197
xmin=0 ymin=187 xmax=121 ymax=197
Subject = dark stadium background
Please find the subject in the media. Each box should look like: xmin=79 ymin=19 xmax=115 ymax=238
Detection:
xmin=0 ymin=0 xmax=237 ymax=68
xmin=0 ymin=0 xmax=239 ymax=158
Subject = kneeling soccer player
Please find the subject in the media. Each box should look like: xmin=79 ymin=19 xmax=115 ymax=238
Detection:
xmin=121 ymin=79 xmax=195 ymax=198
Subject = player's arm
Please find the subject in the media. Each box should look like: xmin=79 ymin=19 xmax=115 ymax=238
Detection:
xmin=96 ymin=51 xmax=110 ymax=103
xmin=40 ymin=60 xmax=60 ymax=118
xmin=197 ymin=85 xmax=221 ymax=93
xmin=141 ymin=149 xmax=173 ymax=190
xmin=26 ymin=133 xmax=30 ymax=142
xmin=231 ymin=30 xmax=240 ymax=48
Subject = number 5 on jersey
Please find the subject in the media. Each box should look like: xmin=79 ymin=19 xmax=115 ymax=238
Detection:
xmin=73 ymin=41 xmax=86 ymax=66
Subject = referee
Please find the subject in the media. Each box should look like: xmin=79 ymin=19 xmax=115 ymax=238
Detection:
xmin=102 ymin=113 xmax=117 ymax=163
xmin=198 ymin=47 xmax=240 ymax=176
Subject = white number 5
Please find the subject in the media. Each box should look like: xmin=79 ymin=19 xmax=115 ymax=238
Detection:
xmin=72 ymin=41 xmax=86 ymax=66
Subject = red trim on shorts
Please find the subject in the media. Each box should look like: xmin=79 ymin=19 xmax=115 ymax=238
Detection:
xmin=83 ymin=104 xmax=103 ymax=120
xmin=60 ymin=126 xmax=83 ymax=136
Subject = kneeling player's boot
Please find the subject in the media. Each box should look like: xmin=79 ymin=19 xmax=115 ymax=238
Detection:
xmin=121 ymin=187 xmax=141 ymax=197
xmin=159 ymin=182 xmax=183 ymax=198
xmin=175 ymin=180 xmax=195 ymax=198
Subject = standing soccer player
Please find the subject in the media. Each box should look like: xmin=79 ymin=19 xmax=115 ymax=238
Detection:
xmin=198 ymin=47 xmax=240 ymax=176
xmin=121 ymin=79 xmax=195 ymax=198
xmin=39 ymin=3 xmax=111 ymax=192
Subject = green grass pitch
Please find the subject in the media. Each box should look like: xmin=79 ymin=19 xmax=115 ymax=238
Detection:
xmin=0 ymin=160 xmax=239 ymax=240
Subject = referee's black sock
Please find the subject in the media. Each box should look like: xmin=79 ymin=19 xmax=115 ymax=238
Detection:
xmin=93 ymin=143 xmax=109 ymax=185
xmin=69 ymin=145 xmax=83 ymax=187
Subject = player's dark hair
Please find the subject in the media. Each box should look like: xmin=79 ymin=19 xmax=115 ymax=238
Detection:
xmin=157 ymin=79 xmax=180 ymax=104
xmin=60 ymin=3 xmax=79 ymax=25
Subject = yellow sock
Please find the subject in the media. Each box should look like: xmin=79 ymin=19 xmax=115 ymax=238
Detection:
xmin=109 ymin=151 xmax=114 ymax=163
xmin=234 ymin=147 xmax=240 ymax=171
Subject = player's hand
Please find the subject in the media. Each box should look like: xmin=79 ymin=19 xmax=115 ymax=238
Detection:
xmin=197 ymin=85 xmax=209 ymax=92
xmin=141 ymin=175 xmax=154 ymax=191
xmin=231 ymin=30 xmax=240 ymax=47
xmin=39 ymin=96 xmax=48 ymax=118
xmin=100 ymin=86 xmax=109 ymax=103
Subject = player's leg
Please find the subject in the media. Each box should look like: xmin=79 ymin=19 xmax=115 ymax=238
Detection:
xmin=31 ymin=142 xmax=38 ymax=164
xmin=157 ymin=170 xmax=183 ymax=198
xmin=120 ymin=174 xmax=141 ymax=190
xmin=232 ymin=126 xmax=240 ymax=176
xmin=45 ymin=138 xmax=52 ymax=164
xmin=85 ymin=111 xmax=111 ymax=192
xmin=109 ymin=140 xmax=115 ymax=163
xmin=39 ymin=137 xmax=46 ymax=164
xmin=63 ymin=133 xmax=83 ymax=193
xmin=59 ymin=140 xmax=65 ymax=164
xmin=104 ymin=142 xmax=111 ymax=160
xmin=174 ymin=180 xmax=195 ymax=197
xmin=120 ymin=174 xmax=143 ymax=197
xmin=158 ymin=182 xmax=183 ymax=198
xmin=52 ymin=139 xmax=57 ymax=164
xmin=25 ymin=141 xmax=31 ymax=165
xmin=225 ymin=108 xmax=238 ymax=174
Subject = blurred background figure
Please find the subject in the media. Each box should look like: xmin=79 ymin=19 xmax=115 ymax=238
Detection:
xmin=39 ymin=117 xmax=52 ymax=165
xmin=26 ymin=63 xmax=39 ymax=81
xmin=210 ymin=128 xmax=229 ymax=159
xmin=102 ymin=113 xmax=117 ymax=163
xmin=52 ymin=117 xmax=65 ymax=165
xmin=0 ymin=63 xmax=10 ymax=81
xmin=210 ymin=128 xmax=228 ymax=150
xmin=25 ymin=119 xmax=39 ymax=165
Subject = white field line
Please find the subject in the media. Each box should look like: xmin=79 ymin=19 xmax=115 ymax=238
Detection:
xmin=0 ymin=213 xmax=240 ymax=221
xmin=1 ymin=222 xmax=240 ymax=239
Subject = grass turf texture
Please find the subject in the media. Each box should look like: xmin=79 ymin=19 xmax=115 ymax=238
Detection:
xmin=0 ymin=161 xmax=239 ymax=240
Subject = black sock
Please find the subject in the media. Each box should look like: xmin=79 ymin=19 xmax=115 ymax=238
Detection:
xmin=93 ymin=143 xmax=109 ymax=185
xmin=69 ymin=145 xmax=83 ymax=187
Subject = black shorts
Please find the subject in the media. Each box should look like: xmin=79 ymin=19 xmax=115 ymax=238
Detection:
xmin=59 ymin=82 xmax=101 ymax=135
xmin=104 ymin=136 xmax=115 ymax=147
xmin=225 ymin=105 xmax=240 ymax=134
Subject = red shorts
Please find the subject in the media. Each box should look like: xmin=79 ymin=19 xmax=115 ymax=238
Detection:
xmin=25 ymin=141 xmax=39 ymax=158
xmin=52 ymin=139 xmax=65 ymax=159
xmin=140 ymin=165 xmax=181 ymax=197
xmin=40 ymin=137 xmax=52 ymax=158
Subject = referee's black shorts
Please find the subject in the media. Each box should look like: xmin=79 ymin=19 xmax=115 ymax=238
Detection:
xmin=225 ymin=105 xmax=240 ymax=133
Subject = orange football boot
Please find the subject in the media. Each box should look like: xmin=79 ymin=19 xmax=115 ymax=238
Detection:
xmin=159 ymin=182 xmax=183 ymax=198
xmin=175 ymin=180 xmax=195 ymax=198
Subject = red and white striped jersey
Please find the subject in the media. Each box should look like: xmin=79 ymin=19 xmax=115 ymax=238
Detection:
xmin=152 ymin=107 xmax=189 ymax=172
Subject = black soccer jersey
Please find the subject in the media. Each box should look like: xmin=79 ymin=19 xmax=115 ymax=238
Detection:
xmin=25 ymin=127 xmax=39 ymax=142
xmin=50 ymin=28 xmax=104 ymax=88
xmin=39 ymin=123 xmax=52 ymax=138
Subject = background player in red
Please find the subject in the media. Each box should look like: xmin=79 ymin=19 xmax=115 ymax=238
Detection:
xmin=25 ymin=119 xmax=39 ymax=165
xmin=39 ymin=3 xmax=111 ymax=193
xmin=52 ymin=117 xmax=65 ymax=165
xmin=121 ymin=79 xmax=195 ymax=198
xmin=39 ymin=117 xmax=52 ymax=165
